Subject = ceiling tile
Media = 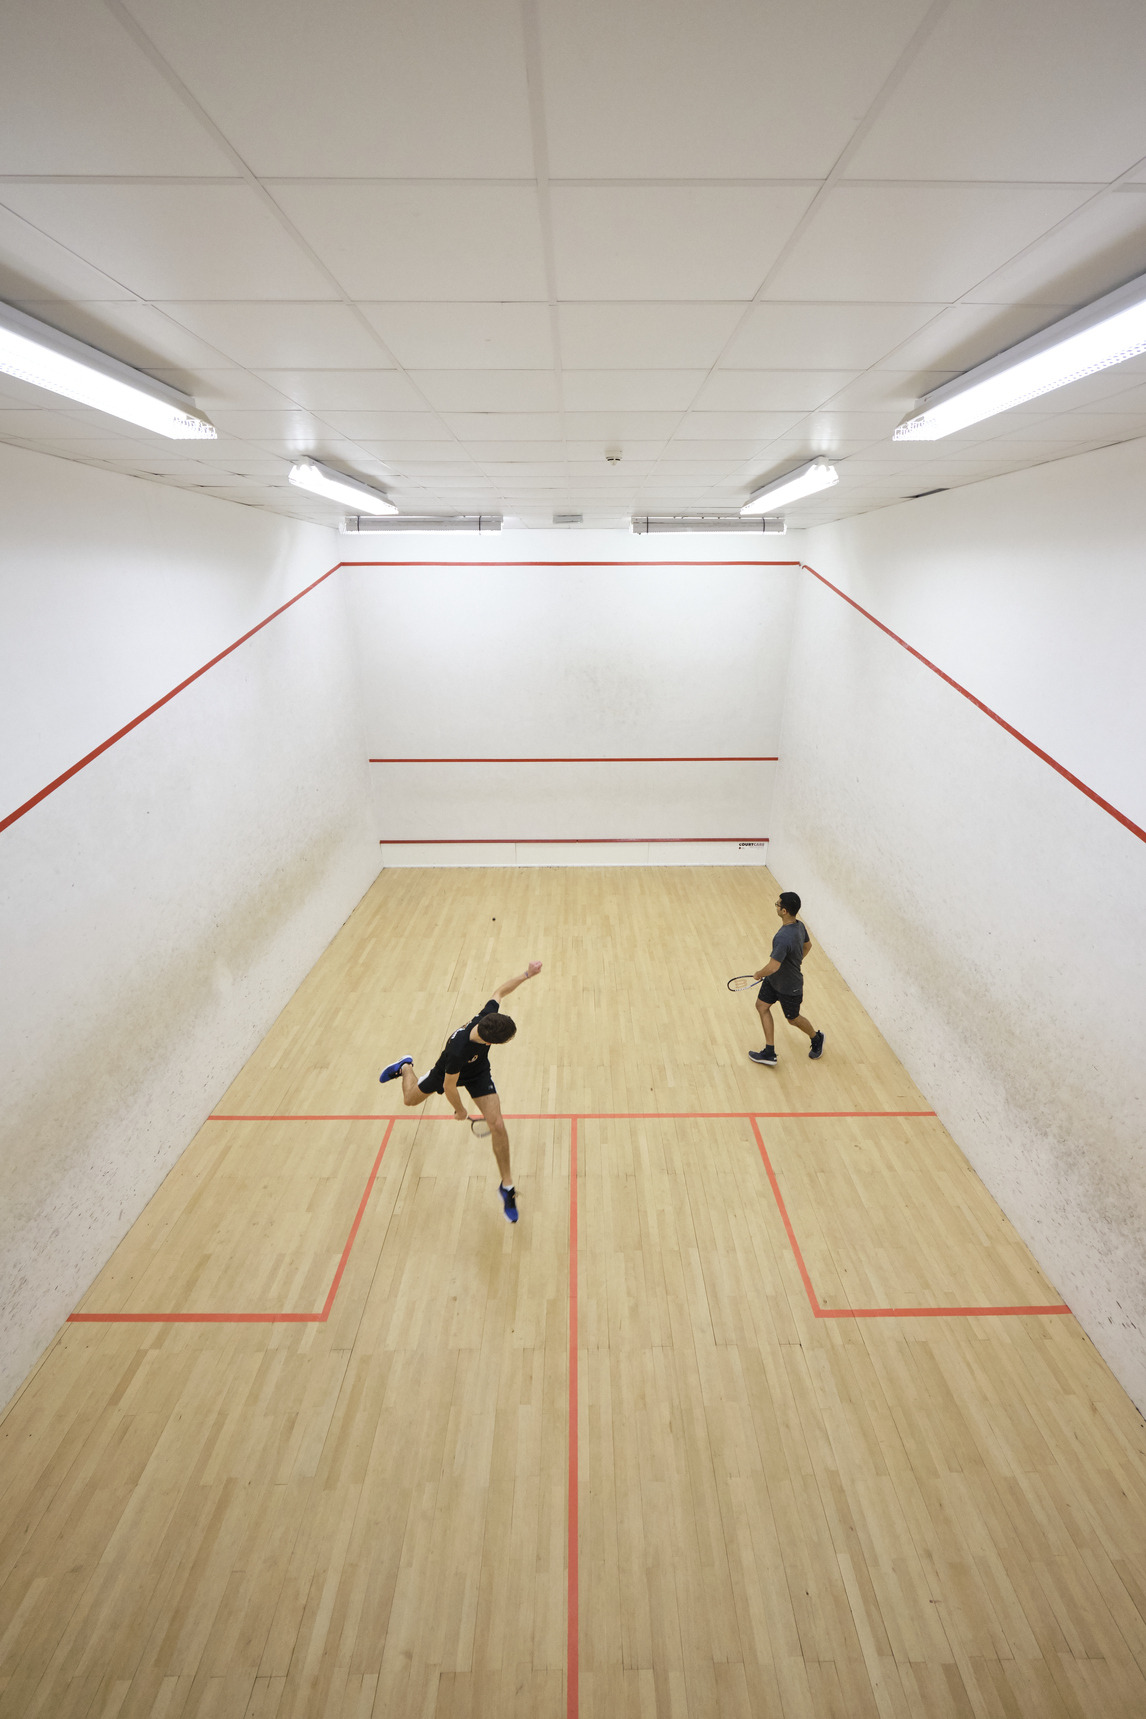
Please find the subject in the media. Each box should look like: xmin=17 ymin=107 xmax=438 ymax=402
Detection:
xmin=147 ymin=370 xmax=302 ymax=409
xmin=550 ymin=187 xmax=815 ymax=300
xmin=695 ymin=371 xmax=862 ymax=411
xmin=0 ymin=207 xmax=141 ymax=305
xmin=723 ymin=302 xmax=943 ymax=369
xmin=252 ymin=373 xmax=429 ymax=412
xmin=562 ymin=372 xmax=706 ymax=412
xmin=562 ymin=411 xmax=683 ymax=441
xmin=359 ymin=303 xmax=554 ymax=369
xmin=845 ymin=0 xmax=1146 ymax=181
xmin=156 ymin=302 xmax=391 ymax=369
xmin=876 ymin=302 xmax=1075 ymax=374
xmin=539 ymin=0 xmax=931 ymax=177
xmin=410 ymin=371 xmax=560 ymax=412
xmin=0 ymin=183 xmax=336 ymax=300
xmin=557 ymin=303 xmax=745 ymax=368
xmin=443 ymin=413 xmax=563 ymax=441
xmin=272 ymin=184 xmax=547 ymax=300
xmin=125 ymin=0 xmax=534 ymax=176
xmin=0 ymin=0 xmax=236 ymax=173
xmin=961 ymin=193 xmax=1146 ymax=308
xmin=765 ymin=185 xmax=1091 ymax=303
xmin=675 ymin=411 xmax=807 ymax=441
xmin=6 ymin=300 xmax=244 ymax=377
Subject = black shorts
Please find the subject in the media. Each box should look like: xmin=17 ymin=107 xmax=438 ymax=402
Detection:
xmin=417 ymin=1059 xmax=497 ymax=1100
xmin=757 ymin=978 xmax=803 ymax=1020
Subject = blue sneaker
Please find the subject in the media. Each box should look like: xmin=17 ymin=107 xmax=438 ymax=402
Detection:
xmin=379 ymin=1056 xmax=413 ymax=1084
xmin=499 ymin=1183 xmax=518 ymax=1223
xmin=809 ymin=1031 xmax=825 ymax=1060
xmin=748 ymin=1047 xmax=777 ymax=1067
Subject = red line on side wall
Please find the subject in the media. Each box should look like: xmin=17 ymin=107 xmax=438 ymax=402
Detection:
xmin=369 ymin=756 xmax=779 ymax=764
xmin=2 ymin=560 xmax=347 ymax=837
xmin=567 ymin=1116 xmax=580 ymax=1719
xmin=801 ymin=560 xmax=1146 ymax=846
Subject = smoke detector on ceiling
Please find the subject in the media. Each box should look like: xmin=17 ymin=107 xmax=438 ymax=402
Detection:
xmin=605 ymin=448 xmax=622 ymax=463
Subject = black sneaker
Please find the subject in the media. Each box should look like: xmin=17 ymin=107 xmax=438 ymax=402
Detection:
xmin=748 ymin=1047 xmax=778 ymax=1067
xmin=809 ymin=1031 xmax=824 ymax=1060
xmin=499 ymin=1184 xmax=518 ymax=1223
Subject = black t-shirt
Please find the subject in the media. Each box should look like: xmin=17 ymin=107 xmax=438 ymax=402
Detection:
xmin=441 ymin=998 xmax=499 ymax=1077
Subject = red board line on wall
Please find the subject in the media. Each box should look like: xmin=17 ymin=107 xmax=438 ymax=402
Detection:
xmin=800 ymin=560 xmax=1146 ymax=846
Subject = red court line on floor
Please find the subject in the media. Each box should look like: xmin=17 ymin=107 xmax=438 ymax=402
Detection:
xmin=3 ymin=560 xmax=347 ymax=837
xmin=801 ymin=559 xmax=1146 ymax=846
xmin=346 ymin=559 xmax=800 ymax=568
xmin=68 ymin=1118 xmax=395 ymax=1325
xmin=748 ymin=1116 xmax=1069 ymax=1319
xmin=378 ymin=836 xmax=768 ymax=845
xmin=210 ymin=1110 xmax=938 ymax=1121
xmin=568 ymin=1116 xmax=580 ymax=1719
xmin=370 ymin=756 xmax=779 ymax=763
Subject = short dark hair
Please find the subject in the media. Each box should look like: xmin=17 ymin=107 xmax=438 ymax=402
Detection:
xmin=477 ymin=1012 xmax=517 ymax=1044
xmin=778 ymin=891 xmax=802 ymax=916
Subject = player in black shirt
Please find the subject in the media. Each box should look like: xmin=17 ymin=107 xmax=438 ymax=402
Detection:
xmin=379 ymin=961 xmax=542 ymax=1221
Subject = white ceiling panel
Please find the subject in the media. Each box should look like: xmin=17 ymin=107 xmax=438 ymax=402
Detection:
xmin=766 ymin=186 xmax=1091 ymax=303
xmin=411 ymin=372 xmax=561 ymax=412
xmin=550 ymin=187 xmax=815 ymax=300
xmin=675 ymin=412 xmax=806 ymax=441
xmin=156 ymin=303 xmax=391 ymax=370
xmin=538 ymin=0 xmax=930 ymax=178
xmin=251 ymin=373 xmax=429 ymax=412
xmin=722 ymin=302 xmax=943 ymax=369
xmin=124 ymin=0 xmax=534 ymax=177
xmin=359 ymin=303 xmax=554 ymax=369
xmin=694 ymin=371 xmax=862 ymax=411
xmin=272 ymin=185 xmax=548 ymax=301
xmin=0 ymin=207 xmax=145 ymax=307
xmin=444 ymin=414 xmax=563 ymax=441
xmin=961 ymin=193 xmax=1146 ymax=309
xmin=562 ymin=412 xmax=683 ymax=441
xmin=0 ymin=0 xmax=235 ymax=174
xmin=557 ymin=303 xmax=746 ymax=369
xmin=562 ymin=372 xmax=707 ymax=412
xmin=200 ymin=410 xmax=336 ymax=441
xmin=0 ymin=184 xmax=335 ymax=300
xmin=877 ymin=302 xmax=1074 ymax=374
xmin=146 ymin=370 xmax=302 ymax=410
xmin=7 ymin=301 xmax=242 ymax=376
xmin=846 ymin=0 xmax=1146 ymax=181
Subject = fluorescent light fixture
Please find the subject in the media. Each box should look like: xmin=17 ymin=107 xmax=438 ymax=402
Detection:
xmin=741 ymin=457 xmax=838 ymax=514
xmin=0 ymin=300 xmax=216 ymax=439
xmin=895 ymin=268 xmax=1146 ymax=441
xmin=341 ymin=514 xmax=501 ymax=533
xmin=632 ymin=515 xmax=786 ymax=534
xmin=289 ymin=459 xmax=397 ymax=513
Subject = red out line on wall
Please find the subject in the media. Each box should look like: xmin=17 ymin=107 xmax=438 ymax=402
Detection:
xmin=372 ymin=763 xmax=776 ymax=770
xmin=801 ymin=561 xmax=1146 ymax=846
xmin=378 ymin=836 xmax=769 ymax=845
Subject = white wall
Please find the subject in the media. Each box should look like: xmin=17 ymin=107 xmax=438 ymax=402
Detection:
xmin=772 ymin=437 xmax=1146 ymax=1412
xmin=0 ymin=443 xmax=379 ymax=1411
xmin=344 ymin=530 xmax=797 ymax=866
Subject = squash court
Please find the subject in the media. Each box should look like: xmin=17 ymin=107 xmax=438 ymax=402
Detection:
xmin=2 ymin=865 xmax=1145 ymax=1719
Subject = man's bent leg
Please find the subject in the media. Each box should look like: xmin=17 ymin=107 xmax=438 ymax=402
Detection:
xmin=755 ymin=998 xmax=776 ymax=1047
xmin=401 ymin=1065 xmax=428 ymax=1107
xmin=473 ymin=1092 xmax=512 ymax=1187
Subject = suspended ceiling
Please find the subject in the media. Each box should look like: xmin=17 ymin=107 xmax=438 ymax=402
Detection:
xmin=2 ymin=0 xmax=1146 ymax=531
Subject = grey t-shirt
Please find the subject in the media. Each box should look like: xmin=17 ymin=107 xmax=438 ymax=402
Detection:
xmin=769 ymin=921 xmax=807 ymax=994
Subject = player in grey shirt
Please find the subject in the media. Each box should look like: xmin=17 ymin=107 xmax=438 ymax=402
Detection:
xmin=748 ymin=891 xmax=824 ymax=1067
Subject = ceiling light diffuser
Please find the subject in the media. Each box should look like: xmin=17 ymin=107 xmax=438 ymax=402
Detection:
xmin=895 ymin=268 xmax=1146 ymax=441
xmin=631 ymin=515 xmax=786 ymax=534
xmin=740 ymin=457 xmax=838 ymax=514
xmin=0 ymin=300 xmax=216 ymax=439
xmin=341 ymin=514 xmax=501 ymax=533
xmin=288 ymin=459 xmax=397 ymax=513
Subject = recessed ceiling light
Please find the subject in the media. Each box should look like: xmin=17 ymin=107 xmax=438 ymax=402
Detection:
xmin=288 ymin=459 xmax=397 ymax=512
xmin=740 ymin=457 xmax=838 ymax=515
xmin=0 ymin=299 xmax=216 ymax=439
xmin=895 ymin=268 xmax=1146 ymax=441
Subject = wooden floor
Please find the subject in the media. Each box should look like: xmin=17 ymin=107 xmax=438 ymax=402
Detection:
xmin=3 ymin=867 xmax=1146 ymax=1718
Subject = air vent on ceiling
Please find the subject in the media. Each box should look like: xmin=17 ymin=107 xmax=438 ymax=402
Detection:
xmin=631 ymin=515 xmax=786 ymax=534
xmin=553 ymin=512 xmax=583 ymax=525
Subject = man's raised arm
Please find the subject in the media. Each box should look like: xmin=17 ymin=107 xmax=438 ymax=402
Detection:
xmin=493 ymin=961 xmax=543 ymax=1001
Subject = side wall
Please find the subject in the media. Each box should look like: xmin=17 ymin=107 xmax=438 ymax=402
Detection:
xmin=772 ymin=437 xmax=1146 ymax=1412
xmin=0 ymin=444 xmax=379 ymax=1410
xmin=345 ymin=532 xmax=797 ymax=867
